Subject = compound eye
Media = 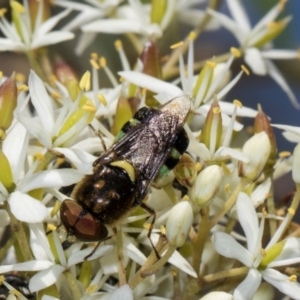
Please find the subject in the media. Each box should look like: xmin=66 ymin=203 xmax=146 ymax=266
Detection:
xmin=60 ymin=200 xmax=108 ymax=242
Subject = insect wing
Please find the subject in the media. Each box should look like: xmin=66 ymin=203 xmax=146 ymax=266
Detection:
xmin=96 ymin=95 xmax=191 ymax=201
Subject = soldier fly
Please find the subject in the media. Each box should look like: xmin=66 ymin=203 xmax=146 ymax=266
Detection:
xmin=60 ymin=95 xmax=192 ymax=256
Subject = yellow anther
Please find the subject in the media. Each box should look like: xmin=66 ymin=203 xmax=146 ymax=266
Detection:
xmin=51 ymin=200 xmax=61 ymax=218
xmin=10 ymin=289 xmax=21 ymax=297
xmin=114 ymin=39 xmax=123 ymax=51
xmin=0 ymin=8 xmax=7 ymax=17
xmin=288 ymin=207 xmax=295 ymax=216
xmin=260 ymin=248 xmax=267 ymax=257
xmin=34 ymin=152 xmax=44 ymax=161
xmin=143 ymin=223 xmax=151 ymax=230
xmin=47 ymin=223 xmax=57 ymax=231
xmin=90 ymin=59 xmax=99 ymax=70
xmin=50 ymin=75 xmax=57 ymax=86
xmin=225 ymin=183 xmax=231 ymax=194
xmin=79 ymin=71 xmax=91 ymax=91
xmin=230 ymin=47 xmax=241 ymax=57
xmin=241 ymin=65 xmax=250 ymax=75
xmin=206 ymin=60 xmax=216 ymax=68
xmin=0 ymin=275 xmax=4 ymax=283
xmin=15 ymin=72 xmax=26 ymax=83
xmin=82 ymin=103 xmax=96 ymax=113
xmin=142 ymin=88 xmax=147 ymax=96
xmin=267 ymin=21 xmax=278 ymax=29
xmin=262 ymin=207 xmax=268 ymax=217
xmin=233 ymin=99 xmax=243 ymax=108
xmin=183 ymin=195 xmax=189 ymax=201
xmin=119 ymin=77 xmax=125 ymax=83
xmin=289 ymin=275 xmax=297 ymax=282
xmin=51 ymin=91 xmax=62 ymax=100
xmin=188 ymin=31 xmax=196 ymax=40
xmin=10 ymin=1 xmax=25 ymax=13
xmin=170 ymin=41 xmax=184 ymax=49
xmin=0 ymin=71 xmax=3 ymax=78
xmin=160 ymin=225 xmax=166 ymax=235
xmin=99 ymin=57 xmax=107 ymax=67
xmin=17 ymin=84 xmax=29 ymax=92
xmin=97 ymin=94 xmax=107 ymax=106
xmin=279 ymin=0 xmax=287 ymax=12
xmin=213 ymin=106 xmax=221 ymax=114
xmin=195 ymin=162 xmax=202 ymax=172
xmin=86 ymin=284 xmax=98 ymax=294
xmin=278 ymin=151 xmax=291 ymax=158
xmin=90 ymin=52 xmax=98 ymax=60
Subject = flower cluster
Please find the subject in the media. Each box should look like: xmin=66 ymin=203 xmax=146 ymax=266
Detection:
xmin=0 ymin=0 xmax=299 ymax=300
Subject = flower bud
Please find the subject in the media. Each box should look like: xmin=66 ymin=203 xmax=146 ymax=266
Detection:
xmin=140 ymin=40 xmax=162 ymax=107
xmin=140 ymin=40 xmax=162 ymax=79
xmin=54 ymin=57 xmax=78 ymax=85
xmin=0 ymin=77 xmax=17 ymax=135
xmin=200 ymin=291 xmax=233 ymax=300
xmin=253 ymin=17 xmax=291 ymax=48
xmin=0 ymin=150 xmax=15 ymax=192
xmin=200 ymin=99 xmax=222 ymax=153
xmin=191 ymin=165 xmax=222 ymax=207
xmin=150 ymin=0 xmax=167 ymax=24
xmin=173 ymin=153 xmax=197 ymax=188
xmin=292 ymin=143 xmax=300 ymax=183
xmin=166 ymin=201 xmax=193 ymax=247
xmin=238 ymin=132 xmax=271 ymax=181
xmin=111 ymin=96 xmax=133 ymax=136
xmin=254 ymin=104 xmax=277 ymax=173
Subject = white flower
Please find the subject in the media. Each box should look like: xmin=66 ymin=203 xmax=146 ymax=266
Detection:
xmin=0 ymin=0 xmax=74 ymax=52
xmin=15 ymin=70 xmax=101 ymax=174
xmin=55 ymin=0 xmax=219 ymax=55
xmin=0 ymin=121 xmax=82 ymax=223
xmin=213 ymin=192 xmax=300 ymax=299
xmin=208 ymin=0 xmax=299 ymax=107
xmin=0 ymin=225 xmax=113 ymax=293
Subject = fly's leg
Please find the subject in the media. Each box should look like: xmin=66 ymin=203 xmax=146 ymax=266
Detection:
xmin=140 ymin=203 xmax=160 ymax=260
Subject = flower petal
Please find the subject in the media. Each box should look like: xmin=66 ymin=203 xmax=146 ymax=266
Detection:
xmin=31 ymin=31 xmax=74 ymax=49
xmin=68 ymin=245 xmax=113 ymax=267
xmin=18 ymin=169 xmax=83 ymax=193
xmin=36 ymin=9 xmax=72 ymax=35
xmin=262 ymin=268 xmax=300 ymax=298
xmin=212 ymin=232 xmax=253 ymax=267
xmin=29 ymin=265 xmax=65 ymax=292
xmin=15 ymin=111 xmax=52 ymax=149
xmin=236 ymin=193 xmax=259 ymax=255
xmin=82 ymin=19 xmax=144 ymax=34
xmin=244 ymin=48 xmax=267 ymax=75
xmin=200 ymin=291 xmax=233 ymax=300
xmin=251 ymin=178 xmax=271 ymax=207
xmin=28 ymin=70 xmax=55 ymax=133
xmin=3 ymin=122 xmax=29 ymax=182
xmin=0 ymin=260 xmax=53 ymax=273
xmin=118 ymin=71 xmax=182 ymax=98
xmin=207 ymin=9 xmax=244 ymax=44
xmin=110 ymin=284 xmax=133 ymax=300
xmin=9 ymin=191 xmax=48 ymax=223
xmin=261 ymin=49 xmax=299 ymax=60
xmin=168 ymin=250 xmax=197 ymax=278
xmin=53 ymin=147 xmax=96 ymax=174
xmin=234 ymin=269 xmax=262 ymax=300
xmin=226 ymin=0 xmax=251 ymax=33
